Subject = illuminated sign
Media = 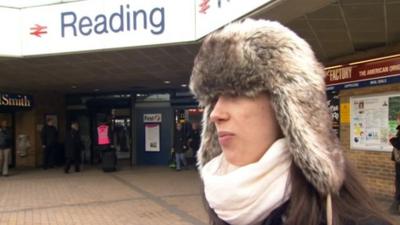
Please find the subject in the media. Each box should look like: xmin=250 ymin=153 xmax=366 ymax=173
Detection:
xmin=325 ymin=58 xmax=400 ymax=86
xmin=144 ymin=114 xmax=162 ymax=123
xmin=21 ymin=0 xmax=195 ymax=56
xmin=0 ymin=8 xmax=20 ymax=57
xmin=1 ymin=0 xmax=274 ymax=56
xmin=60 ymin=4 xmax=165 ymax=37
xmin=0 ymin=93 xmax=33 ymax=109
xmin=195 ymin=0 xmax=274 ymax=38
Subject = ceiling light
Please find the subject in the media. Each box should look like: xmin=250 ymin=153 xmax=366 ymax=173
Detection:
xmin=324 ymin=65 xmax=343 ymax=70
xmin=181 ymin=84 xmax=187 ymax=87
xmin=94 ymin=88 xmax=100 ymax=92
xmin=164 ymin=81 xmax=171 ymax=84
xmin=348 ymin=54 xmax=400 ymax=66
xmin=71 ymin=85 xmax=77 ymax=89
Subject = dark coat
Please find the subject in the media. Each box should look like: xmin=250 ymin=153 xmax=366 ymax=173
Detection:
xmin=188 ymin=129 xmax=201 ymax=151
xmin=0 ymin=127 xmax=12 ymax=149
xmin=390 ymin=125 xmax=400 ymax=162
xmin=41 ymin=125 xmax=58 ymax=146
xmin=174 ymin=129 xmax=188 ymax=153
xmin=261 ymin=202 xmax=391 ymax=225
xmin=205 ymin=198 xmax=392 ymax=225
xmin=64 ymin=129 xmax=83 ymax=159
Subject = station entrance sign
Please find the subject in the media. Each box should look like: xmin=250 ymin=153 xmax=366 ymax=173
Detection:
xmin=0 ymin=0 xmax=275 ymax=57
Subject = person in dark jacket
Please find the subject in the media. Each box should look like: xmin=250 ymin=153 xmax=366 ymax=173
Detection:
xmin=41 ymin=118 xmax=58 ymax=169
xmin=174 ymin=123 xmax=188 ymax=171
xmin=188 ymin=122 xmax=201 ymax=159
xmin=389 ymin=113 xmax=400 ymax=214
xmin=190 ymin=19 xmax=394 ymax=225
xmin=64 ymin=121 xmax=83 ymax=173
xmin=0 ymin=120 xmax=12 ymax=176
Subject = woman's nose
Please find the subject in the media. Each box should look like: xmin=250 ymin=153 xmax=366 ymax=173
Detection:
xmin=210 ymin=97 xmax=229 ymax=123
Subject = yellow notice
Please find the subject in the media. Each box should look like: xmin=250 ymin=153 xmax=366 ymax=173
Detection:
xmin=340 ymin=103 xmax=350 ymax=124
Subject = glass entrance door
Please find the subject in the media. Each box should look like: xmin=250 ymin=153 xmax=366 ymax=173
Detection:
xmin=111 ymin=108 xmax=131 ymax=160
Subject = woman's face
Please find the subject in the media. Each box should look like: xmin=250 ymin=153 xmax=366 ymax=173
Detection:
xmin=210 ymin=94 xmax=282 ymax=166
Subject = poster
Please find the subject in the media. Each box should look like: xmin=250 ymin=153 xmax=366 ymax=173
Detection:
xmin=350 ymin=93 xmax=400 ymax=152
xmin=327 ymin=91 xmax=340 ymax=137
xmin=340 ymin=103 xmax=350 ymax=124
xmin=145 ymin=123 xmax=160 ymax=152
xmin=389 ymin=96 xmax=400 ymax=137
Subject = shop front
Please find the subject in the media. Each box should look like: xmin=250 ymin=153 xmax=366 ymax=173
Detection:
xmin=66 ymin=94 xmax=132 ymax=165
xmin=0 ymin=92 xmax=33 ymax=168
xmin=325 ymin=55 xmax=400 ymax=199
xmin=65 ymin=90 xmax=202 ymax=167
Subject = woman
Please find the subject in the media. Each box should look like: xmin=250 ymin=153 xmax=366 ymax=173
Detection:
xmin=389 ymin=113 xmax=400 ymax=214
xmin=190 ymin=19 xmax=394 ymax=225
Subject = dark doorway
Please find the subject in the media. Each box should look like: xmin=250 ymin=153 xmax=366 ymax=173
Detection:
xmin=0 ymin=112 xmax=15 ymax=168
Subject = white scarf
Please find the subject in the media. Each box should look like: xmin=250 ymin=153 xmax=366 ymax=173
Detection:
xmin=200 ymin=138 xmax=292 ymax=225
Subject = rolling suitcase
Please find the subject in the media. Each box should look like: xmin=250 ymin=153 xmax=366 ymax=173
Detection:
xmin=102 ymin=148 xmax=117 ymax=172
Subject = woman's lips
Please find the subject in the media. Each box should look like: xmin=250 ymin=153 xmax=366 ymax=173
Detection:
xmin=218 ymin=131 xmax=235 ymax=146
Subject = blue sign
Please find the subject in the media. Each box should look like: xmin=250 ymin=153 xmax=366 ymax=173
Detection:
xmin=326 ymin=74 xmax=400 ymax=92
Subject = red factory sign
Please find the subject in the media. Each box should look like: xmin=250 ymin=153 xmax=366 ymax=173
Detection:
xmin=325 ymin=57 xmax=400 ymax=86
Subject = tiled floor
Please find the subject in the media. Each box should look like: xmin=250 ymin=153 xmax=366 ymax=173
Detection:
xmin=0 ymin=166 xmax=207 ymax=225
xmin=0 ymin=166 xmax=398 ymax=225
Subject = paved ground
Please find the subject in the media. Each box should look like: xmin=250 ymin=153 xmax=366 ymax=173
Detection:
xmin=0 ymin=166 xmax=399 ymax=225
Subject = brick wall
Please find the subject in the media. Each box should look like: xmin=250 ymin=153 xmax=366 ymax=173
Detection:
xmin=339 ymin=83 xmax=400 ymax=200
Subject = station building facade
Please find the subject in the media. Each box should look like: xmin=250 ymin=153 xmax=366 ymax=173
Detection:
xmin=0 ymin=0 xmax=399 ymax=201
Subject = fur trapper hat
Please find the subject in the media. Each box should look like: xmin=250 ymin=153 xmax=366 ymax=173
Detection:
xmin=190 ymin=19 xmax=345 ymax=195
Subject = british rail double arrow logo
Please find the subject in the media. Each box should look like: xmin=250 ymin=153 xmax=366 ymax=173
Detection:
xmin=30 ymin=24 xmax=48 ymax=37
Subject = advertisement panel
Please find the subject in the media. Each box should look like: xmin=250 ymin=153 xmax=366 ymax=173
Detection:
xmin=350 ymin=93 xmax=400 ymax=152
xmin=145 ymin=123 xmax=160 ymax=152
xmin=327 ymin=91 xmax=340 ymax=137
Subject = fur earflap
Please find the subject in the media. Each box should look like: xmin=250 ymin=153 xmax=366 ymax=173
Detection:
xmin=190 ymin=19 xmax=345 ymax=195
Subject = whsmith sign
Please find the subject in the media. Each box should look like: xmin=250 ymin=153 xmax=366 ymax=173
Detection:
xmin=0 ymin=93 xmax=33 ymax=110
xmin=0 ymin=0 xmax=273 ymax=57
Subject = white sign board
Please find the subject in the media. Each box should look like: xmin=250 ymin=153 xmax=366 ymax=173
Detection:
xmin=0 ymin=8 xmax=21 ymax=57
xmin=21 ymin=0 xmax=195 ymax=55
xmin=1 ymin=0 xmax=275 ymax=56
xmin=145 ymin=123 xmax=160 ymax=152
xmin=144 ymin=113 xmax=162 ymax=123
xmin=350 ymin=93 xmax=400 ymax=152
xmin=195 ymin=0 xmax=273 ymax=38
